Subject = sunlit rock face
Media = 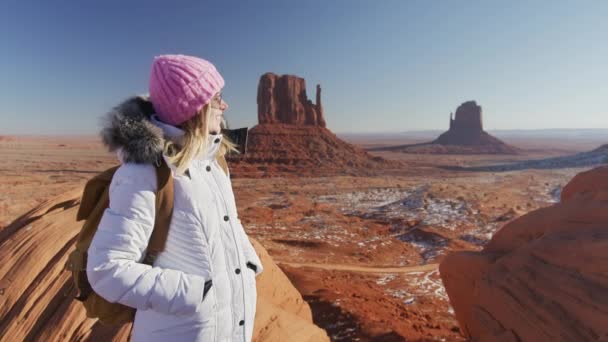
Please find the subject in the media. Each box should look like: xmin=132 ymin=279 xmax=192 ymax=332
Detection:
xmin=440 ymin=166 xmax=608 ymax=342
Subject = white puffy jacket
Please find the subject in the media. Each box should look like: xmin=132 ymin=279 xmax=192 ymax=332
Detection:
xmin=86 ymin=96 xmax=263 ymax=342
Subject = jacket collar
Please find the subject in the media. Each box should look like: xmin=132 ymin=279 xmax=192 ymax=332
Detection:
xmin=149 ymin=114 xmax=223 ymax=162
xmin=101 ymin=95 xmax=223 ymax=171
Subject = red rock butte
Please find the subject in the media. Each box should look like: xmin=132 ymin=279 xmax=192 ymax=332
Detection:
xmin=369 ymin=101 xmax=519 ymax=155
xmin=257 ymin=72 xmax=326 ymax=127
xmin=431 ymin=101 xmax=518 ymax=154
xmin=448 ymin=101 xmax=483 ymax=134
xmin=227 ymin=73 xmax=403 ymax=176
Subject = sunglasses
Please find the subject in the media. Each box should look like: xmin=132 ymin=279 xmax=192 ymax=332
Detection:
xmin=210 ymin=92 xmax=223 ymax=108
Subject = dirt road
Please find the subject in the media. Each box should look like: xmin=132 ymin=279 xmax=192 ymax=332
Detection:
xmin=276 ymin=261 xmax=438 ymax=274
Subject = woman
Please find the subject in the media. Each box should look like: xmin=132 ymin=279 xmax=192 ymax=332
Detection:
xmin=86 ymin=54 xmax=264 ymax=342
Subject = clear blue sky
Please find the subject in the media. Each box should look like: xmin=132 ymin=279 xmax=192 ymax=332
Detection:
xmin=1 ymin=0 xmax=606 ymax=135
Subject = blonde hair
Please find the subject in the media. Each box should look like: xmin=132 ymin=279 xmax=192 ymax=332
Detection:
xmin=163 ymin=104 xmax=240 ymax=175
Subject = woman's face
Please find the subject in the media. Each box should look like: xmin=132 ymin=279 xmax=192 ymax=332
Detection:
xmin=208 ymin=92 xmax=229 ymax=134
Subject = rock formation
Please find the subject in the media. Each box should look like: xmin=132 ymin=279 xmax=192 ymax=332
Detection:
xmin=432 ymin=101 xmax=517 ymax=153
xmin=439 ymin=166 xmax=608 ymax=341
xmin=0 ymin=188 xmax=329 ymax=341
xmin=227 ymin=73 xmax=403 ymax=177
xmin=373 ymin=101 xmax=519 ymax=154
xmin=257 ymin=73 xmax=326 ymax=127
xmin=447 ymin=101 xmax=483 ymax=136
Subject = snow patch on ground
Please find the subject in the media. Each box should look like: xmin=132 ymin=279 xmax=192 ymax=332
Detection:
xmin=381 ymin=269 xmax=449 ymax=306
xmin=316 ymin=185 xmax=476 ymax=231
xmin=316 ymin=185 xmax=479 ymax=261
xmin=404 ymin=269 xmax=449 ymax=302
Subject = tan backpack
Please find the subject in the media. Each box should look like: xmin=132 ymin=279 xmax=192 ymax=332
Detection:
xmin=64 ymin=158 xmax=174 ymax=325
xmin=64 ymin=155 xmax=229 ymax=326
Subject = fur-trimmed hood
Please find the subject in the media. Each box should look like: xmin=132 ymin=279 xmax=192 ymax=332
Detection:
xmin=100 ymin=95 xmax=228 ymax=174
xmin=100 ymin=95 xmax=166 ymax=164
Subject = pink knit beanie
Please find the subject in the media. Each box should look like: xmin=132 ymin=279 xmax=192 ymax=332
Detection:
xmin=149 ymin=54 xmax=225 ymax=126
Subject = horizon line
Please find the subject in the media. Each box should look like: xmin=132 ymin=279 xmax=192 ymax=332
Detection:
xmin=4 ymin=127 xmax=608 ymax=138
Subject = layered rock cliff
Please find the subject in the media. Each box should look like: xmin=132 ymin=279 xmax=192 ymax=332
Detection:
xmin=439 ymin=166 xmax=608 ymax=341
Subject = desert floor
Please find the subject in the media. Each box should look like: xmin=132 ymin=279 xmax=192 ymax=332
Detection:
xmin=0 ymin=134 xmax=603 ymax=341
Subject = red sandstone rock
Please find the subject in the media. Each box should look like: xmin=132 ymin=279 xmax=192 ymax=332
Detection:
xmin=374 ymin=101 xmax=519 ymax=155
xmin=227 ymin=123 xmax=403 ymax=177
xmin=257 ymin=73 xmax=325 ymax=127
xmin=229 ymin=73 xmax=404 ymax=177
xmin=432 ymin=101 xmax=518 ymax=154
xmin=449 ymin=101 xmax=483 ymax=134
xmin=439 ymin=166 xmax=608 ymax=341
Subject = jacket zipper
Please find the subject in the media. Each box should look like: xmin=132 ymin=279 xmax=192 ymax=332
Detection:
xmin=208 ymin=160 xmax=247 ymax=341
xmin=192 ymin=162 xmax=226 ymax=342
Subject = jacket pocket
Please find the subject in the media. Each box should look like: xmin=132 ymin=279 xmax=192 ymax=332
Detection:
xmin=246 ymin=261 xmax=257 ymax=273
xmin=195 ymin=279 xmax=216 ymax=322
xmin=203 ymin=279 xmax=213 ymax=300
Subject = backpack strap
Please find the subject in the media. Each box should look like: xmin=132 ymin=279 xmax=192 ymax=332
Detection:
xmin=142 ymin=158 xmax=174 ymax=265
xmin=76 ymin=166 xmax=120 ymax=221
